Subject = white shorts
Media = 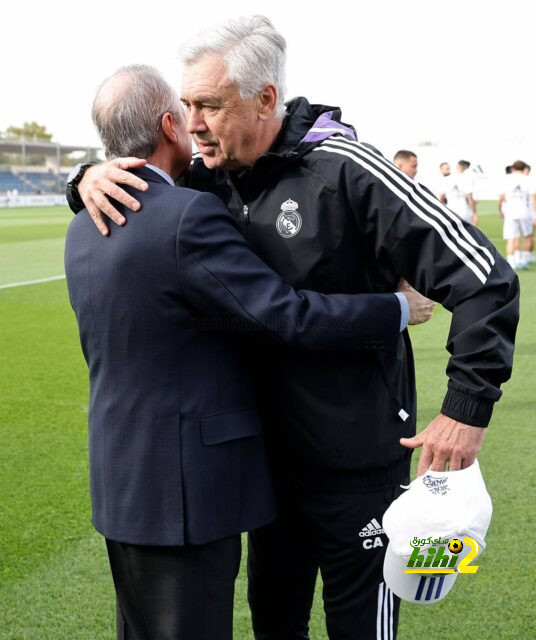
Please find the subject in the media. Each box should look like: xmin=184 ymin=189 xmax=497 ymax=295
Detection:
xmin=503 ymin=217 xmax=533 ymax=239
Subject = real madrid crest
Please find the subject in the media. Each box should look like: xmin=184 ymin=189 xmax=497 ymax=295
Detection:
xmin=276 ymin=199 xmax=302 ymax=238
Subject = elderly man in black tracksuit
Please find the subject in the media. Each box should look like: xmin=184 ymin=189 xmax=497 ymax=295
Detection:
xmin=67 ymin=16 xmax=519 ymax=640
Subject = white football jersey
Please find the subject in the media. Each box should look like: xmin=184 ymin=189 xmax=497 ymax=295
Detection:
xmin=442 ymin=172 xmax=474 ymax=222
xmin=500 ymin=173 xmax=536 ymax=219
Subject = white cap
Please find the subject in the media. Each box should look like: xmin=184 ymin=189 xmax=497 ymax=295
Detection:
xmin=382 ymin=459 xmax=492 ymax=604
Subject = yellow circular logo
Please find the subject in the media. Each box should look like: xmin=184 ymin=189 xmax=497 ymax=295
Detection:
xmin=448 ymin=539 xmax=464 ymax=554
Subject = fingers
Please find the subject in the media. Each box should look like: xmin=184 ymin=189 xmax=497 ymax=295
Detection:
xmin=105 ymin=168 xmax=148 ymax=213
xmin=93 ymin=190 xmax=127 ymax=227
xmin=408 ymin=302 xmax=435 ymax=325
xmin=86 ymin=200 xmax=109 ymax=237
xmin=419 ymin=303 xmax=435 ymax=322
xmin=422 ymin=302 xmax=436 ymax=322
xmin=404 ymin=285 xmax=436 ymax=325
xmin=405 ymin=433 xmax=445 ymax=477
xmin=399 ymin=435 xmax=422 ymax=449
xmin=79 ymin=162 xmax=147 ymax=226
xmin=431 ymin=444 xmax=468 ymax=472
xmin=417 ymin=302 xmax=435 ymax=324
xmin=400 ymin=433 xmax=438 ymax=477
xmin=114 ymin=157 xmax=147 ymax=170
xmin=459 ymin=453 xmax=477 ymax=470
xmin=410 ymin=416 xmax=486 ymax=478
xmin=110 ymin=167 xmax=148 ymax=195
xmin=418 ymin=424 xmax=453 ymax=474
xmin=104 ymin=175 xmax=144 ymax=211
xmin=417 ymin=446 xmax=435 ymax=476
xmin=456 ymin=453 xmax=476 ymax=471
xmin=448 ymin=451 xmax=463 ymax=471
xmin=428 ymin=449 xmax=449 ymax=473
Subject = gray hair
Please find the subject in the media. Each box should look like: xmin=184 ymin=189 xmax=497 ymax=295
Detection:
xmin=179 ymin=15 xmax=287 ymax=118
xmin=92 ymin=65 xmax=180 ymax=159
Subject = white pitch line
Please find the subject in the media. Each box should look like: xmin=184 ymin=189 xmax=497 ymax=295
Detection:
xmin=0 ymin=274 xmax=66 ymax=290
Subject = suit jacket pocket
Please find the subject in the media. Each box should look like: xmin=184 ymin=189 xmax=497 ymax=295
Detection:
xmin=200 ymin=408 xmax=261 ymax=445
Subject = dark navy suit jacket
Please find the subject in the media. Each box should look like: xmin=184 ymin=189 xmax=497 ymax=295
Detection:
xmin=64 ymin=166 xmax=400 ymax=545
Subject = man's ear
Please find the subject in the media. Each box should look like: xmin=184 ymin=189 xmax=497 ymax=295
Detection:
xmin=161 ymin=112 xmax=180 ymax=143
xmin=257 ymin=84 xmax=278 ymax=121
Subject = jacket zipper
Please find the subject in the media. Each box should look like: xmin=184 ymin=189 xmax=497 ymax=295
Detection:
xmin=225 ymin=173 xmax=251 ymax=238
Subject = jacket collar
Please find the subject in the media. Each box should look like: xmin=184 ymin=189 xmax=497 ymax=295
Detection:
xmin=130 ymin=165 xmax=173 ymax=185
xmin=270 ymin=97 xmax=358 ymax=155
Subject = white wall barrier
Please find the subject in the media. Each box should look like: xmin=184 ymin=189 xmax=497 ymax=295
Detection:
xmin=0 ymin=194 xmax=68 ymax=208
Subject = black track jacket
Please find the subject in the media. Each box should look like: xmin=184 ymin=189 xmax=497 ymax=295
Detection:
xmin=184 ymin=97 xmax=519 ymax=487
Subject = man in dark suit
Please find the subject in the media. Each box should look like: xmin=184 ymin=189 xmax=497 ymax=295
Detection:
xmin=65 ymin=65 xmax=431 ymax=640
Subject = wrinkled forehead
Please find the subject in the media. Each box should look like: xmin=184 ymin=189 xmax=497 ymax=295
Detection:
xmin=180 ymin=54 xmax=236 ymax=100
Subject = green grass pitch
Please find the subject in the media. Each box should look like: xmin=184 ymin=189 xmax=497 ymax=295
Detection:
xmin=0 ymin=203 xmax=534 ymax=639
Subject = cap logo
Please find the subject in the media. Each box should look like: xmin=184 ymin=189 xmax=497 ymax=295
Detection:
xmin=422 ymin=475 xmax=449 ymax=495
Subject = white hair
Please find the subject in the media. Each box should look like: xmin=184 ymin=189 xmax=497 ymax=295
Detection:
xmin=92 ymin=65 xmax=181 ymax=159
xmin=179 ymin=15 xmax=287 ymax=118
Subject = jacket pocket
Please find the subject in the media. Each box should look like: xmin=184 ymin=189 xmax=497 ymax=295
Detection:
xmin=200 ymin=408 xmax=262 ymax=445
xmin=374 ymin=353 xmax=411 ymax=423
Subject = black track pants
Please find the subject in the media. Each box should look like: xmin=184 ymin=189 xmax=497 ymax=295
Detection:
xmin=248 ymin=484 xmax=404 ymax=640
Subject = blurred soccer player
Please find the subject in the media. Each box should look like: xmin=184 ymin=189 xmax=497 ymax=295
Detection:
xmin=435 ymin=161 xmax=451 ymax=197
xmin=393 ymin=149 xmax=418 ymax=178
xmin=499 ymin=160 xmax=536 ymax=269
xmin=439 ymin=160 xmax=478 ymax=225
xmin=440 ymin=162 xmax=451 ymax=177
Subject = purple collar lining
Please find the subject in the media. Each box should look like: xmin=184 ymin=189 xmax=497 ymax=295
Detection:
xmin=300 ymin=111 xmax=357 ymax=143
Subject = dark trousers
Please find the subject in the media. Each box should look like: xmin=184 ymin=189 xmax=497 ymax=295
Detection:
xmin=248 ymin=483 xmax=404 ymax=640
xmin=106 ymin=535 xmax=241 ymax=640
